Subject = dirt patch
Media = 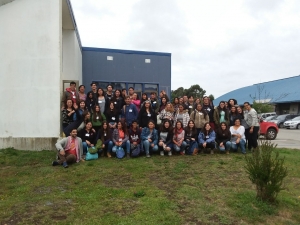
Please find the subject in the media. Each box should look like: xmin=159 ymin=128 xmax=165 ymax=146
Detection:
xmin=101 ymin=173 xmax=134 ymax=188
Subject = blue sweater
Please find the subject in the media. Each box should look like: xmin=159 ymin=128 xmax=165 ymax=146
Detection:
xmin=198 ymin=130 xmax=216 ymax=144
xmin=121 ymin=104 xmax=138 ymax=125
xmin=141 ymin=128 xmax=158 ymax=145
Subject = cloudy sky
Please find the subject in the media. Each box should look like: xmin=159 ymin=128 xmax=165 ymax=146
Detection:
xmin=71 ymin=0 xmax=300 ymax=98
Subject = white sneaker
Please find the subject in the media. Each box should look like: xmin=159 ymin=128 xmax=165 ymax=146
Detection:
xmin=168 ymin=151 xmax=172 ymax=156
xmin=160 ymin=151 xmax=164 ymax=156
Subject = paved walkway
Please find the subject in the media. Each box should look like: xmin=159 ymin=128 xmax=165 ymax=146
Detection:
xmin=270 ymin=129 xmax=300 ymax=149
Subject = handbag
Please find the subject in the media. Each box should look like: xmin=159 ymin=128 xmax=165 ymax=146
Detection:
xmin=95 ymin=139 xmax=103 ymax=150
xmin=86 ymin=147 xmax=98 ymax=161
xmin=88 ymin=146 xmax=98 ymax=154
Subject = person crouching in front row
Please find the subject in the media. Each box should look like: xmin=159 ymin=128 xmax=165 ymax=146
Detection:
xmin=198 ymin=122 xmax=216 ymax=154
xmin=52 ymin=129 xmax=83 ymax=168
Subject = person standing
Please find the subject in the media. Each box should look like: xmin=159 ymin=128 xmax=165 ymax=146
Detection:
xmin=61 ymin=81 xmax=79 ymax=106
xmin=244 ymin=102 xmax=260 ymax=151
xmin=174 ymin=104 xmax=190 ymax=128
xmin=90 ymin=82 xmax=98 ymax=100
xmin=121 ymin=96 xmax=138 ymax=127
xmin=213 ymin=101 xmax=229 ymax=129
xmin=190 ymin=104 xmax=209 ymax=135
xmin=78 ymin=85 xmax=86 ymax=102
xmin=53 ymin=128 xmax=83 ymax=168
xmin=202 ymin=96 xmax=215 ymax=130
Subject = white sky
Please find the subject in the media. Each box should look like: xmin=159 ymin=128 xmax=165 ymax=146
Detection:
xmin=70 ymin=0 xmax=300 ymax=98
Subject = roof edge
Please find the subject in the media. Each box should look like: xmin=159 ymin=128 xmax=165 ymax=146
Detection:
xmin=82 ymin=47 xmax=171 ymax=56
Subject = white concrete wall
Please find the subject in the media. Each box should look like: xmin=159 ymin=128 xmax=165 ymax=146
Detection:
xmin=0 ymin=0 xmax=61 ymax=140
xmin=62 ymin=29 xmax=82 ymax=84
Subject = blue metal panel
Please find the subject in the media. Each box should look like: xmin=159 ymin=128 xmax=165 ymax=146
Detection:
xmin=82 ymin=47 xmax=171 ymax=96
xmin=214 ymin=75 xmax=300 ymax=105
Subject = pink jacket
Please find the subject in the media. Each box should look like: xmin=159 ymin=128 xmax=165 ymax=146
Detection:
xmin=131 ymin=99 xmax=141 ymax=111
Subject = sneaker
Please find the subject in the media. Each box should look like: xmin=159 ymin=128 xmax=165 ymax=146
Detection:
xmin=226 ymin=150 xmax=229 ymax=155
xmin=180 ymin=151 xmax=185 ymax=155
xmin=107 ymin=152 xmax=112 ymax=158
xmin=160 ymin=151 xmax=164 ymax=156
xmin=127 ymin=153 xmax=131 ymax=158
xmin=62 ymin=161 xmax=68 ymax=168
xmin=52 ymin=161 xmax=59 ymax=166
xmin=210 ymin=150 xmax=214 ymax=155
xmin=146 ymin=154 xmax=151 ymax=158
xmin=168 ymin=151 xmax=172 ymax=156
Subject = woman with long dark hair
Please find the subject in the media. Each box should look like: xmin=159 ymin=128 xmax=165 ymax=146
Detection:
xmin=158 ymin=97 xmax=167 ymax=113
xmin=184 ymin=120 xmax=198 ymax=155
xmin=105 ymin=102 xmax=119 ymax=130
xmin=190 ymin=104 xmax=209 ymax=135
xmin=111 ymin=89 xmax=124 ymax=115
xmin=198 ymin=122 xmax=216 ymax=154
xmin=97 ymin=88 xmax=106 ymax=114
xmin=62 ymin=99 xmax=75 ymax=128
xmin=140 ymin=93 xmax=148 ymax=107
xmin=138 ymin=100 xmax=157 ymax=128
xmin=173 ymin=121 xmax=187 ymax=155
xmin=85 ymin=91 xmax=95 ymax=112
xmin=216 ymin=122 xmax=231 ymax=154
xmin=174 ymin=104 xmax=190 ymax=128
xmin=91 ymin=105 xmax=106 ymax=134
xmin=229 ymin=106 xmax=239 ymax=126
xmin=158 ymin=120 xmax=173 ymax=156
xmin=99 ymin=121 xmax=113 ymax=158
xmin=112 ymin=121 xmax=130 ymax=158
xmin=141 ymin=120 xmax=159 ymax=158
xmin=213 ymin=101 xmax=229 ymax=129
xmin=78 ymin=121 xmax=96 ymax=155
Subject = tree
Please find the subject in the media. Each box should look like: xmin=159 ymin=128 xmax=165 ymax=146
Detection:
xmin=185 ymin=85 xmax=206 ymax=99
xmin=250 ymin=83 xmax=289 ymax=114
xmin=208 ymin=94 xmax=215 ymax=101
xmin=171 ymin=84 xmax=208 ymax=100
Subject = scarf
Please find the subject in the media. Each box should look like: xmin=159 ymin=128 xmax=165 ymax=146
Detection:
xmin=175 ymin=128 xmax=183 ymax=138
xmin=65 ymin=136 xmax=80 ymax=163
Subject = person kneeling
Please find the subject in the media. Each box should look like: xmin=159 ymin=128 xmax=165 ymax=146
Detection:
xmin=53 ymin=129 xmax=83 ymax=168
xmin=198 ymin=122 xmax=216 ymax=154
xmin=158 ymin=120 xmax=173 ymax=156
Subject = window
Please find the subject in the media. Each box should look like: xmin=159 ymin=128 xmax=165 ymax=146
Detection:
xmin=144 ymin=84 xmax=158 ymax=96
xmin=107 ymin=56 xmax=113 ymax=60
xmin=145 ymin=59 xmax=151 ymax=63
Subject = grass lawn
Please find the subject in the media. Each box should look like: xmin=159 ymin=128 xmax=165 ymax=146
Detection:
xmin=0 ymin=147 xmax=300 ymax=225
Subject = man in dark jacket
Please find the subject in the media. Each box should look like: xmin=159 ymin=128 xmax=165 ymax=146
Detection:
xmin=202 ymin=96 xmax=215 ymax=130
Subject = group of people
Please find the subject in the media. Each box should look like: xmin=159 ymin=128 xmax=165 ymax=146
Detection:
xmin=53 ymin=81 xmax=260 ymax=168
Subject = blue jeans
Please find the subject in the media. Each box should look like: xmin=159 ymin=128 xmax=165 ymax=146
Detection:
xmin=185 ymin=140 xmax=198 ymax=155
xmin=219 ymin=141 xmax=232 ymax=151
xmin=112 ymin=140 xmax=130 ymax=154
xmin=173 ymin=141 xmax=187 ymax=152
xmin=229 ymin=139 xmax=246 ymax=154
xmin=83 ymin=142 xmax=88 ymax=154
xmin=104 ymin=140 xmax=114 ymax=153
xmin=142 ymin=140 xmax=158 ymax=154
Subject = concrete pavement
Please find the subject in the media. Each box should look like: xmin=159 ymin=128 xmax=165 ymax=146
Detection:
xmin=269 ymin=128 xmax=300 ymax=149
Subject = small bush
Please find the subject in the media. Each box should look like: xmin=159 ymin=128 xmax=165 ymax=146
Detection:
xmin=244 ymin=141 xmax=288 ymax=203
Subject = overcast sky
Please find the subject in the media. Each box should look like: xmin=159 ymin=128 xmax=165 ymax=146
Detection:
xmin=71 ymin=0 xmax=300 ymax=98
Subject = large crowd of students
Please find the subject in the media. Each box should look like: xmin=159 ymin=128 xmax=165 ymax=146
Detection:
xmin=53 ymin=81 xmax=260 ymax=168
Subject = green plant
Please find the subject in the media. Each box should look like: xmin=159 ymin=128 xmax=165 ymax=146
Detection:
xmin=244 ymin=141 xmax=288 ymax=203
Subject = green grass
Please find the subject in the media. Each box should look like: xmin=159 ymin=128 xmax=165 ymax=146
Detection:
xmin=0 ymin=148 xmax=300 ymax=225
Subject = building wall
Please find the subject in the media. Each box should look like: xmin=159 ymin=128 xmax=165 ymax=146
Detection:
xmin=0 ymin=0 xmax=76 ymax=150
xmin=82 ymin=48 xmax=171 ymax=96
xmin=62 ymin=29 xmax=82 ymax=84
xmin=289 ymin=103 xmax=300 ymax=115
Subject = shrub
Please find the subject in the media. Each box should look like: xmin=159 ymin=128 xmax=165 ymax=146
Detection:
xmin=244 ymin=141 xmax=288 ymax=203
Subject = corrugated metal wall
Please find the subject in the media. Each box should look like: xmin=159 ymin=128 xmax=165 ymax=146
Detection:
xmin=82 ymin=47 xmax=171 ymax=96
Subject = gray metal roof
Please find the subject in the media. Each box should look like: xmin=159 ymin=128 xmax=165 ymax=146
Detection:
xmin=214 ymin=75 xmax=300 ymax=105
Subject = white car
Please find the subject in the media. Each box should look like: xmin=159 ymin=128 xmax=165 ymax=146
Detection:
xmin=284 ymin=116 xmax=300 ymax=129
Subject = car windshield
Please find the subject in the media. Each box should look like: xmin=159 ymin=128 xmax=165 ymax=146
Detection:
xmin=265 ymin=116 xmax=275 ymax=121
xmin=292 ymin=116 xmax=300 ymax=121
xmin=276 ymin=115 xmax=286 ymax=120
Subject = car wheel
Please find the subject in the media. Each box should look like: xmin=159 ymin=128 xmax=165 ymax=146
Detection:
xmin=279 ymin=123 xmax=284 ymax=128
xmin=297 ymin=124 xmax=300 ymax=129
xmin=266 ymin=128 xmax=277 ymax=140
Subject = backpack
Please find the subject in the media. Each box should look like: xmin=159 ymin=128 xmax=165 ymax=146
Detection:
xmin=116 ymin=146 xmax=125 ymax=159
xmin=131 ymin=144 xmax=141 ymax=157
